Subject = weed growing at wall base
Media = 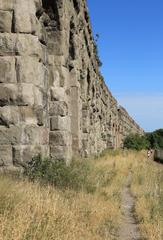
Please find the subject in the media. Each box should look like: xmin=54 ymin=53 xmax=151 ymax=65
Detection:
xmin=24 ymin=155 xmax=95 ymax=192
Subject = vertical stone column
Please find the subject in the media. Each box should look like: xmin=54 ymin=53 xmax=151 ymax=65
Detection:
xmin=0 ymin=0 xmax=49 ymax=170
xmin=69 ymin=69 xmax=81 ymax=156
xmin=49 ymin=56 xmax=72 ymax=163
xmin=41 ymin=0 xmax=73 ymax=163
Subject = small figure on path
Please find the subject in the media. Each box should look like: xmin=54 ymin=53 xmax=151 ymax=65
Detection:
xmin=147 ymin=149 xmax=153 ymax=159
xmin=147 ymin=149 xmax=151 ymax=158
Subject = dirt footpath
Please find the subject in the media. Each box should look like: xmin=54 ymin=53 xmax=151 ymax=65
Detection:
xmin=119 ymin=173 xmax=141 ymax=240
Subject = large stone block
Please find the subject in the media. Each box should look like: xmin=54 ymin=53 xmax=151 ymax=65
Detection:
xmin=0 ymin=33 xmax=45 ymax=60
xmin=0 ymin=126 xmax=22 ymax=145
xmin=19 ymin=106 xmax=37 ymax=125
xmin=49 ymin=131 xmax=70 ymax=146
xmin=33 ymin=86 xmax=44 ymax=106
xmin=0 ymin=0 xmax=14 ymax=10
xmin=16 ymin=56 xmax=46 ymax=86
xmin=0 ymin=84 xmax=18 ymax=106
xmin=34 ymin=106 xmax=45 ymax=126
xmin=47 ymin=31 xmax=63 ymax=56
xmin=50 ymin=87 xmax=66 ymax=101
xmin=39 ymin=127 xmax=49 ymax=145
xmin=20 ymin=83 xmax=35 ymax=106
xmin=49 ymin=101 xmax=68 ymax=116
xmin=15 ymin=34 xmax=45 ymax=59
xmin=49 ymin=68 xmax=60 ymax=87
xmin=0 ymin=83 xmax=44 ymax=107
xmin=0 ymin=33 xmax=16 ymax=56
xmin=0 ymin=145 xmax=12 ymax=166
xmin=14 ymin=8 xmax=33 ymax=33
xmin=0 ymin=106 xmax=19 ymax=126
xmin=13 ymin=145 xmax=48 ymax=167
xmin=0 ymin=125 xmax=48 ymax=146
xmin=50 ymin=145 xmax=71 ymax=161
xmin=0 ymin=83 xmax=37 ymax=107
xmin=0 ymin=57 xmax=16 ymax=83
xmin=14 ymin=1 xmax=40 ymax=34
xmin=49 ymin=61 xmax=69 ymax=89
xmin=0 ymin=106 xmax=39 ymax=127
xmin=24 ymin=125 xmax=49 ymax=145
xmin=50 ymin=116 xmax=70 ymax=131
xmin=0 ymin=10 xmax=12 ymax=32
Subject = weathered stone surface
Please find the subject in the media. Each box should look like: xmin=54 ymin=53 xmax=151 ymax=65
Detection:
xmin=0 ymin=84 xmax=18 ymax=106
xmin=0 ymin=0 xmax=14 ymax=11
xmin=21 ymin=84 xmax=35 ymax=106
xmin=0 ymin=10 xmax=12 ymax=32
xmin=49 ymin=102 xmax=68 ymax=117
xmin=50 ymin=87 xmax=66 ymax=102
xmin=0 ymin=33 xmax=16 ymax=55
xmin=0 ymin=57 xmax=16 ymax=83
xmin=16 ymin=57 xmax=46 ymax=87
xmin=0 ymin=125 xmax=48 ymax=145
xmin=24 ymin=126 xmax=48 ymax=145
xmin=0 ymin=0 xmax=144 ymax=169
xmin=15 ymin=34 xmax=45 ymax=59
xmin=0 ymin=83 xmax=39 ymax=107
xmin=13 ymin=145 xmax=48 ymax=167
xmin=50 ymin=116 xmax=70 ymax=131
xmin=34 ymin=106 xmax=45 ymax=126
xmin=19 ymin=106 xmax=37 ymax=125
xmin=0 ymin=126 xmax=22 ymax=145
xmin=50 ymin=145 xmax=71 ymax=161
xmin=0 ymin=33 xmax=45 ymax=60
xmin=0 ymin=145 xmax=12 ymax=166
xmin=49 ymin=131 xmax=70 ymax=146
xmin=14 ymin=0 xmax=36 ymax=33
xmin=0 ymin=106 xmax=19 ymax=126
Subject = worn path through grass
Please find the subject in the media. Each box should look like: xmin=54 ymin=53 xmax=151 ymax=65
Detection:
xmin=119 ymin=172 xmax=141 ymax=240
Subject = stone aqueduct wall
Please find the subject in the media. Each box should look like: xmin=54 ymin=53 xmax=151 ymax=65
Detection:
xmin=0 ymin=0 xmax=143 ymax=169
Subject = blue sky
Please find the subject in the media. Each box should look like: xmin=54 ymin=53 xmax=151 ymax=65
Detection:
xmin=87 ymin=0 xmax=163 ymax=132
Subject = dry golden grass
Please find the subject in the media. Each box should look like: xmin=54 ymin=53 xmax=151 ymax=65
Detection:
xmin=0 ymin=150 xmax=162 ymax=240
xmin=130 ymin=152 xmax=163 ymax=240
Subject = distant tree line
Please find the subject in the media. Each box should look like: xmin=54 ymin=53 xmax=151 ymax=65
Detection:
xmin=124 ymin=129 xmax=163 ymax=151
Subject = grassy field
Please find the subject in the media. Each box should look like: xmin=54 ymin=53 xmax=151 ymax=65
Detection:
xmin=131 ymin=152 xmax=163 ymax=240
xmin=0 ymin=150 xmax=162 ymax=240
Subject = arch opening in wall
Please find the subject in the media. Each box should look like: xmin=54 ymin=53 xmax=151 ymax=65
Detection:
xmin=84 ymin=31 xmax=91 ymax=58
xmin=92 ymin=85 xmax=95 ymax=98
xmin=72 ymin=0 xmax=80 ymax=14
xmin=42 ymin=0 xmax=61 ymax=30
xmin=69 ymin=18 xmax=76 ymax=60
xmin=87 ymin=69 xmax=91 ymax=95
xmin=84 ymin=9 xmax=89 ymax=23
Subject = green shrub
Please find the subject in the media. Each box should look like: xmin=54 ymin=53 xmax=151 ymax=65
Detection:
xmin=124 ymin=134 xmax=149 ymax=150
xmin=146 ymin=129 xmax=163 ymax=149
xmin=24 ymin=155 xmax=94 ymax=192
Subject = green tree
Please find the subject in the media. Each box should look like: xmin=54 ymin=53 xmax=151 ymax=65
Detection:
xmin=146 ymin=129 xmax=163 ymax=149
xmin=124 ymin=134 xmax=150 ymax=151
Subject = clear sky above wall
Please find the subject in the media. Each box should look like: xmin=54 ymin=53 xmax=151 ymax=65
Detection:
xmin=87 ymin=0 xmax=163 ymax=132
